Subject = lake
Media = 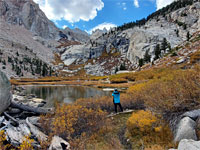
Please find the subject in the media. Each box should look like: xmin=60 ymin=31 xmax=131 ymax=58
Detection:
xmin=23 ymin=85 xmax=111 ymax=107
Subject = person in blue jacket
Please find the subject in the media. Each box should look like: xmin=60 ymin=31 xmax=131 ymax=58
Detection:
xmin=112 ymin=88 xmax=123 ymax=113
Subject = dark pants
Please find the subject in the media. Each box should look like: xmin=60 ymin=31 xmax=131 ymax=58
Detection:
xmin=114 ymin=103 xmax=123 ymax=113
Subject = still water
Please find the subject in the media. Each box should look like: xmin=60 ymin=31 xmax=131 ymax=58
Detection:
xmin=23 ymin=85 xmax=111 ymax=107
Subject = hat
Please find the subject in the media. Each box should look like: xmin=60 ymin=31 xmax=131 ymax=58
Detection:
xmin=114 ymin=88 xmax=118 ymax=91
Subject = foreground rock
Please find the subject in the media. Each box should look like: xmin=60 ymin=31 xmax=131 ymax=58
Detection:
xmin=0 ymin=77 xmax=69 ymax=149
xmin=49 ymin=136 xmax=70 ymax=150
xmin=0 ymin=70 xmax=12 ymax=114
xmin=178 ymin=139 xmax=200 ymax=150
xmin=174 ymin=117 xmax=197 ymax=142
xmin=182 ymin=109 xmax=200 ymax=120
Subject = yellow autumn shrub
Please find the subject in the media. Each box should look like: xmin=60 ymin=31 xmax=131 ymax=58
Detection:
xmin=127 ymin=66 xmax=200 ymax=114
xmin=0 ymin=130 xmax=8 ymax=150
xmin=127 ymin=110 xmax=157 ymax=136
xmin=127 ymin=110 xmax=174 ymax=149
xmin=40 ymin=103 xmax=109 ymax=149
xmin=18 ymin=135 xmax=34 ymax=150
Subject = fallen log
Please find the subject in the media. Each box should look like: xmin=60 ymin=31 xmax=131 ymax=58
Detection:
xmin=26 ymin=118 xmax=48 ymax=142
xmin=3 ymin=112 xmax=19 ymax=126
xmin=10 ymin=101 xmax=53 ymax=115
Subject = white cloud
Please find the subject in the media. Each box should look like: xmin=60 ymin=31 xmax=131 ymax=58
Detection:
xmin=62 ymin=25 xmax=68 ymax=29
xmin=122 ymin=2 xmax=127 ymax=10
xmin=134 ymin=0 xmax=139 ymax=8
xmin=117 ymin=2 xmax=127 ymax=10
xmin=33 ymin=0 xmax=104 ymax=23
xmin=156 ymin=0 xmax=175 ymax=10
xmin=88 ymin=22 xmax=117 ymax=34
xmin=133 ymin=0 xmax=174 ymax=10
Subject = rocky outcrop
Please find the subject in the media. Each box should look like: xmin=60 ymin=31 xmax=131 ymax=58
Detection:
xmin=59 ymin=2 xmax=200 ymax=76
xmin=0 ymin=70 xmax=11 ymax=114
xmin=174 ymin=117 xmax=197 ymax=142
xmin=177 ymin=139 xmax=200 ymax=150
xmin=0 ymin=0 xmax=89 ymax=41
xmin=0 ymin=0 xmax=59 ymax=39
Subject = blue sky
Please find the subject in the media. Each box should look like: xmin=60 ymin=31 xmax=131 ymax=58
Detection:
xmin=33 ymin=0 xmax=174 ymax=33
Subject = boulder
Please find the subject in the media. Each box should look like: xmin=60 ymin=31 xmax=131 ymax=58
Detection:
xmin=49 ymin=136 xmax=70 ymax=150
xmin=5 ymin=122 xmax=31 ymax=146
xmin=174 ymin=117 xmax=197 ymax=142
xmin=182 ymin=109 xmax=200 ymax=120
xmin=0 ymin=70 xmax=12 ymax=114
xmin=178 ymin=139 xmax=200 ymax=150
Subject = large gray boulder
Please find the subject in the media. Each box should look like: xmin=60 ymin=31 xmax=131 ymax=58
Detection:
xmin=174 ymin=117 xmax=197 ymax=142
xmin=182 ymin=109 xmax=200 ymax=120
xmin=0 ymin=70 xmax=12 ymax=114
xmin=178 ymin=139 xmax=200 ymax=150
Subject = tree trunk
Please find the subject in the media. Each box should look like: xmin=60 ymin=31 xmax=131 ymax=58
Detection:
xmin=11 ymin=101 xmax=53 ymax=114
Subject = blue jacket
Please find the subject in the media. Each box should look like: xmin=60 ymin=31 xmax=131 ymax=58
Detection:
xmin=112 ymin=91 xmax=120 ymax=103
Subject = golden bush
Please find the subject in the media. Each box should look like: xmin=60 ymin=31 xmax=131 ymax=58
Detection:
xmin=127 ymin=110 xmax=157 ymax=136
xmin=127 ymin=67 xmax=200 ymax=114
xmin=40 ymin=103 xmax=109 ymax=149
xmin=18 ymin=135 xmax=34 ymax=150
xmin=127 ymin=110 xmax=174 ymax=149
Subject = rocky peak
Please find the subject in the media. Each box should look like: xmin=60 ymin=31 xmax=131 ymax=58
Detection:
xmin=63 ymin=27 xmax=89 ymax=43
xmin=0 ymin=0 xmax=60 ymax=39
xmin=0 ymin=0 xmax=90 ymax=42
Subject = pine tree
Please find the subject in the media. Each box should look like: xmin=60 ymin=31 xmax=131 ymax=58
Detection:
xmin=120 ymin=63 xmax=126 ymax=70
xmin=161 ymin=38 xmax=168 ymax=52
xmin=139 ymin=58 xmax=144 ymax=67
xmin=144 ymin=50 xmax=151 ymax=63
xmin=154 ymin=44 xmax=161 ymax=60
xmin=187 ymin=31 xmax=190 ymax=41
xmin=115 ymin=67 xmax=119 ymax=74
xmin=168 ymin=43 xmax=172 ymax=52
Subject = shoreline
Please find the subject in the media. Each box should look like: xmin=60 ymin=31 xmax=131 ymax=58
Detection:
xmin=10 ymin=78 xmax=134 ymax=91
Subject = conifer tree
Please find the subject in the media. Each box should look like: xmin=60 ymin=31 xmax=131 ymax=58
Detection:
xmin=187 ymin=31 xmax=190 ymax=41
xmin=139 ymin=58 xmax=144 ymax=67
xmin=154 ymin=44 xmax=161 ymax=60
xmin=144 ymin=50 xmax=151 ymax=63
xmin=161 ymin=38 xmax=168 ymax=52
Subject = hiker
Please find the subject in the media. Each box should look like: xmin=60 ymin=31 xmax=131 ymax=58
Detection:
xmin=112 ymin=88 xmax=123 ymax=113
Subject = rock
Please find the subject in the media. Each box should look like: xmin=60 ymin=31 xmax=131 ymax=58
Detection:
xmin=27 ymin=117 xmax=40 ymax=126
xmin=26 ymin=118 xmax=48 ymax=142
xmin=0 ymin=70 xmax=12 ymax=114
xmin=0 ymin=116 xmax=5 ymax=125
xmin=176 ymin=57 xmax=186 ymax=64
xmin=178 ymin=139 xmax=200 ymax=150
xmin=174 ymin=117 xmax=197 ymax=142
xmin=31 ymin=98 xmax=46 ymax=104
xmin=102 ymin=88 xmax=115 ymax=92
xmin=27 ymin=101 xmax=45 ymax=108
xmin=182 ymin=109 xmax=200 ymax=120
xmin=13 ymin=95 xmax=26 ymax=102
xmin=5 ymin=122 xmax=31 ymax=146
xmin=116 ymin=70 xmax=133 ymax=74
xmin=49 ymin=136 xmax=70 ymax=150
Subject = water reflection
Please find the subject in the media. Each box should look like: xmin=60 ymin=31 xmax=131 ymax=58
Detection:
xmin=23 ymin=85 xmax=111 ymax=107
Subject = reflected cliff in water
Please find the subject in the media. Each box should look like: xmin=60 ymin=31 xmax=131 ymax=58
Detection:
xmin=23 ymin=85 xmax=111 ymax=107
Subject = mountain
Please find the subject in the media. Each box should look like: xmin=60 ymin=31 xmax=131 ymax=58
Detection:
xmin=63 ymin=27 xmax=90 ymax=43
xmin=60 ymin=0 xmax=200 ymax=76
xmin=0 ymin=0 xmax=59 ymax=39
xmin=0 ymin=0 xmax=200 ymax=78
xmin=0 ymin=0 xmax=89 ymax=78
xmin=0 ymin=0 xmax=89 ymax=41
